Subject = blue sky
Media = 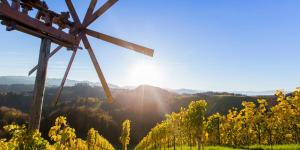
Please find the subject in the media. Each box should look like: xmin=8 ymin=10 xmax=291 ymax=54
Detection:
xmin=0 ymin=0 xmax=300 ymax=91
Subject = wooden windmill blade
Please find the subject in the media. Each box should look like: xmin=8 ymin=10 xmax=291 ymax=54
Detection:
xmin=83 ymin=0 xmax=98 ymax=24
xmin=82 ymin=35 xmax=113 ymax=103
xmin=85 ymin=29 xmax=154 ymax=57
xmin=28 ymin=45 xmax=63 ymax=76
xmin=65 ymin=0 xmax=81 ymax=25
xmin=52 ymin=49 xmax=77 ymax=106
xmin=82 ymin=0 xmax=118 ymax=28
xmin=65 ymin=0 xmax=113 ymax=103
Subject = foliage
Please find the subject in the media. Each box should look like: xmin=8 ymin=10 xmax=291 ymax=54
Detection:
xmin=206 ymin=113 xmax=221 ymax=145
xmin=0 ymin=116 xmax=115 ymax=150
xmin=153 ymin=144 xmax=300 ymax=150
xmin=0 ymin=106 xmax=28 ymax=126
xmin=87 ymin=128 xmax=115 ymax=150
xmin=1 ymin=124 xmax=49 ymax=150
xmin=0 ymin=84 xmax=259 ymax=145
xmin=135 ymin=89 xmax=300 ymax=149
xmin=120 ymin=119 xmax=131 ymax=150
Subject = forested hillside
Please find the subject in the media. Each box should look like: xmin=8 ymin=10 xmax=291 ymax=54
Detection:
xmin=0 ymin=84 xmax=276 ymax=146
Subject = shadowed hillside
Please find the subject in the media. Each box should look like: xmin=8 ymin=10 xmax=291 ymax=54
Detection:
xmin=0 ymin=84 xmax=275 ymax=146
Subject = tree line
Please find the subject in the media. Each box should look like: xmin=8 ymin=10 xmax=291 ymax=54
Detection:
xmin=135 ymin=90 xmax=300 ymax=150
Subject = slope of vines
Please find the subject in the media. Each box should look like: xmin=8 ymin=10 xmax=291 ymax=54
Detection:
xmin=0 ymin=116 xmax=115 ymax=150
xmin=135 ymin=90 xmax=300 ymax=149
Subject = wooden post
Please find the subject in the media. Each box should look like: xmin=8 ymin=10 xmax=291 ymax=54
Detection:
xmin=29 ymin=38 xmax=51 ymax=130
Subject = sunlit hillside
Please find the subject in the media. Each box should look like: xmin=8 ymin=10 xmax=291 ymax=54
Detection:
xmin=0 ymin=83 xmax=268 ymax=145
xmin=1 ymin=0 xmax=300 ymax=149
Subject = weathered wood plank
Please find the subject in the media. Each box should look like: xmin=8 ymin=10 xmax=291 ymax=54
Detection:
xmin=28 ymin=45 xmax=63 ymax=76
xmin=52 ymin=50 xmax=77 ymax=106
xmin=20 ymin=0 xmax=74 ymax=27
xmin=82 ymin=0 xmax=118 ymax=29
xmin=83 ymin=0 xmax=97 ymax=25
xmin=81 ymin=35 xmax=113 ymax=103
xmin=86 ymin=29 xmax=154 ymax=57
xmin=12 ymin=23 xmax=74 ymax=47
xmin=28 ymin=38 xmax=51 ymax=130
xmin=0 ymin=3 xmax=78 ymax=47
xmin=65 ymin=0 xmax=81 ymax=26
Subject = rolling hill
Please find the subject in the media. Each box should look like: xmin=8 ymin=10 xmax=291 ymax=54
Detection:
xmin=0 ymin=77 xmax=277 ymax=145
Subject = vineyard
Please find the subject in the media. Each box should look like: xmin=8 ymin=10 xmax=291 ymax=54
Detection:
xmin=135 ymin=90 xmax=300 ymax=150
xmin=0 ymin=116 xmax=115 ymax=150
xmin=0 ymin=89 xmax=299 ymax=150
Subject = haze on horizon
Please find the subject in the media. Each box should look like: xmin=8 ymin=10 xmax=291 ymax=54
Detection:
xmin=0 ymin=0 xmax=300 ymax=91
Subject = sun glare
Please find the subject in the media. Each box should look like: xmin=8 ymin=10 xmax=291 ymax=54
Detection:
xmin=128 ymin=61 xmax=163 ymax=86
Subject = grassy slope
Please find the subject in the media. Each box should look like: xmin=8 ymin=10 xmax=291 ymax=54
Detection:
xmin=161 ymin=144 xmax=300 ymax=150
xmin=247 ymin=144 xmax=300 ymax=150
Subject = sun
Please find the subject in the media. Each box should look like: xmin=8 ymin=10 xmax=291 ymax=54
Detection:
xmin=128 ymin=61 xmax=163 ymax=86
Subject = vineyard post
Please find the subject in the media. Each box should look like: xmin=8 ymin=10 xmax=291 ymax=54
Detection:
xmin=28 ymin=38 xmax=51 ymax=130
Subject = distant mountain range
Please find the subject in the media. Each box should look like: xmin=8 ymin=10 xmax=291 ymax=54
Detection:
xmin=0 ymin=76 xmax=119 ymax=88
xmin=0 ymin=76 xmax=278 ymax=96
xmin=172 ymin=88 xmax=204 ymax=94
xmin=173 ymin=88 xmax=276 ymax=96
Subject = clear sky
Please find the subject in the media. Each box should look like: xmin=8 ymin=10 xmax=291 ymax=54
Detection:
xmin=0 ymin=0 xmax=300 ymax=91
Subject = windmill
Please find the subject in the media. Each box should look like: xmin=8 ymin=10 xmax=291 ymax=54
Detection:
xmin=0 ymin=0 xmax=154 ymax=130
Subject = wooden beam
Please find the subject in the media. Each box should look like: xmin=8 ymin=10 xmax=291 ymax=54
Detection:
xmin=82 ymin=0 xmax=118 ymax=29
xmin=0 ymin=3 xmax=78 ymax=47
xmin=1 ymin=0 xmax=9 ymax=6
xmin=11 ymin=23 xmax=74 ymax=47
xmin=81 ymin=35 xmax=113 ymax=103
xmin=65 ymin=0 xmax=81 ymax=26
xmin=83 ymin=0 xmax=97 ymax=25
xmin=52 ymin=50 xmax=77 ymax=106
xmin=28 ymin=45 xmax=63 ymax=76
xmin=65 ymin=0 xmax=113 ymax=103
xmin=28 ymin=38 xmax=51 ymax=130
xmin=86 ymin=29 xmax=154 ymax=57
xmin=20 ymin=0 xmax=74 ymax=27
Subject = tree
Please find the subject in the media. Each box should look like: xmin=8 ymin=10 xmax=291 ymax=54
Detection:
xmin=291 ymin=89 xmax=300 ymax=144
xmin=120 ymin=119 xmax=131 ymax=150
xmin=239 ymin=101 xmax=256 ymax=146
xmin=253 ymin=99 xmax=268 ymax=145
xmin=166 ymin=112 xmax=180 ymax=150
xmin=220 ymin=107 xmax=238 ymax=146
xmin=185 ymin=100 xmax=207 ymax=150
xmin=270 ymin=90 xmax=299 ymax=144
xmin=206 ymin=113 xmax=221 ymax=145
